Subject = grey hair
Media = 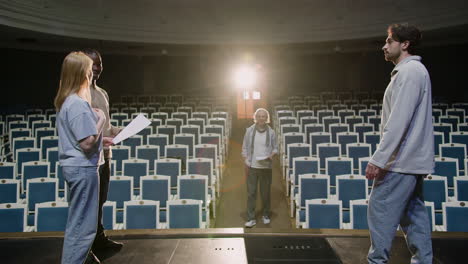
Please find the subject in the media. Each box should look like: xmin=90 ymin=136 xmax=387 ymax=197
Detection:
xmin=253 ymin=108 xmax=270 ymax=123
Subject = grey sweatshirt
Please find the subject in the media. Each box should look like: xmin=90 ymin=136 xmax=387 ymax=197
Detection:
xmin=241 ymin=124 xmax=278 ymax=168
xmin=370 ymin=56 xmax=435 ymax=174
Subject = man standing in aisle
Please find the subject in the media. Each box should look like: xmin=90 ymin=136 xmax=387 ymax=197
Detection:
xmin=365 ymin=24 xmax=434 ymax=264
xmin=242 ymin=108 xmax=278 ymax=228
xmin=83 ymin=49 xmax=124 ymax=258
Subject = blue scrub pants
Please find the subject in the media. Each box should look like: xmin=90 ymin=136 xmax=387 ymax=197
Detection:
xmin=61 ymin=166 xmax=99 ymax=264
xmin=367 ymin=171 xmax=433 ymax=264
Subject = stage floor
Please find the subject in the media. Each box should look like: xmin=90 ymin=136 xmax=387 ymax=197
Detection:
xmin=1 ymin=229 xmax=467 ymax=263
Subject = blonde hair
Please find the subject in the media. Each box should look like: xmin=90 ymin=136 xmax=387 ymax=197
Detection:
xmin=54 ymin=52 xmax=93 ymax=111
xmin=253 ymin=108 xmax=270 ymax=123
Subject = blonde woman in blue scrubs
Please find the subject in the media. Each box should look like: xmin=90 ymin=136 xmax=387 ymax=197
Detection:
xmin=54 ymin=51 xmax=113 ymax=264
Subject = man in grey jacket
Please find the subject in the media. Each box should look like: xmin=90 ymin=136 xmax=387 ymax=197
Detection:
xmin=242 ymin=108 xmax=278 ymax=228
xmin=366 ymin=24 xmax=434 ymax=264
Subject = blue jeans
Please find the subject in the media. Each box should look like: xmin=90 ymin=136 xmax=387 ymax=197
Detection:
xmin=61 ymin=166 xmax=99 ymax=264
xmin=367 ymin=171 xmax=432 ymax=264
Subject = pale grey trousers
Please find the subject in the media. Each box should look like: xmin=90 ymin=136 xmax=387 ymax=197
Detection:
xmin=367 ymin=171 xmax=433 ymax=264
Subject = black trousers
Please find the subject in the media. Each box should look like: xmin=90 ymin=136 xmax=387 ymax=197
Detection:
xmin=93 ymin=158 xmax=111 ymax=244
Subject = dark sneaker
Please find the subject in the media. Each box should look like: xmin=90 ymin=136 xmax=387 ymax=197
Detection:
xmin=93 ymin=237 xmax=124 ymax=251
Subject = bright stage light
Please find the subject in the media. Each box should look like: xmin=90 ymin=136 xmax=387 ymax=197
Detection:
xmin=233 ymin=65 xmax=257 ymax=89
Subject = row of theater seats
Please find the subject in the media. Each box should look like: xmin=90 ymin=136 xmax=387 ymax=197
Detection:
xmin=1 ymin=160 xmax=224 ymax=231
xmin=291 ymin=174 xmax=468 ymax=231
xmin=0 ymin=198 xmax=209 ymax=232
xmin=0 ymin=107 xmax=231 ymax=163
xmin=114 ymin=94 xmax=232 ymax=109
xmin=272 ymin=100 xmax=468 ymax=231
xmin=295 ymin=198 xmax=467 ymax=232
xmin=0 ymin=97 xmax=231 ymax=232
xmin=273 ymin=94 xmax=466 ymax=111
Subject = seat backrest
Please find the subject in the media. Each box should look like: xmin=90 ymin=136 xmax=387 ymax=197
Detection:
xmin=40 ymin=136 xmax=58 ymax=160
xmin=108 ymin=176 xmax=133 ymax=208
xmin=325 ymin=158 xmax=353 ymax=186
xmin=0 ymin=162 xmax=16 ymax=180
xmin=443 ymin=201 xmax=468 ymax=232
xmin=305 ymin=199 xmax=342 ymax=229
xmin=124 ymin=200 xmax=160 ymax=229
xmin=350 ymin=199 xmax=368 ymax=230
xmin=16 ymin=148 xmax=41 ymax=174
xmin=157 ymin=125 xmax=176 ymax=144
xmin=194 ymin=144 xmax=218 ymax=167
xmin=347 ymin=143 xmax=372 ymax=169
xmin=329 ymin=124 xmax=349 ymax=143
xmin=174 ymin=134 xmax=195 ymax=157
xmin=141 ymin=175 xmax=170 ymax=207
xmin=199 ymin=133 xmax=221 ymax=154
xmin=0 ymin=179 xmax=20 ymax=204
xmin=178 ymin=175 xmax=208 ymax=206
xmin=187 ymin=158 xmax=213 ymax=184
xmin=167 ymin=199 xmax=202 ymax=229
xmin=292 ymin=157 xmax=319 ymax=185
xmin=22 ymin=161 xmax=50 ymax=191
xmin=425 ymin=201 xmax=435 ymax=232
xmin=122 ymin=135 xmax=144 ymax=157
xmin=147 ymin=134 xmax=169 ymax=156
xmin=288 ymin=143 xmax=311 ymax=168
xmin=27 ymin=177 xmax=58 ymax=211
xmin=454 ymin=176 xmax=468 ymax=202
xmin=155 ymin=159 xmax=181 ymax=188
xmin=337 ymin=132 xmax=359 ymax=155
xmin=440 ymin=143 xmax=466 ymax=170
xmin=136 ymin=145 xmax=160 ymax=172
xmin=165 ymin=144 xmax=189 ymax=165
xmin=317 ymin=143 xmax=340 ymax=169
xmin=336 ymin=175 xmax=368 ymax=208
xmin=310 ymin=132 xmax=331 ymax=155
xmin=0 ymin=203 xmax=27 ymax=232
xmin=103 ymin=201 xmax=116 ymax=231
xmin=35 ymin=201 xmax=69 ymax=232
xmin=13 ymin=136 xmax=35 ymax=158
xmin=423 ymin=175 xmax=448 ymax=210
xmin=434 ymin=157 xmax=458 ymax=187
xmin=299 ymin=174 xmax=330 ymax=207
xmin=122 ymin=159 xmax=149 ymax=189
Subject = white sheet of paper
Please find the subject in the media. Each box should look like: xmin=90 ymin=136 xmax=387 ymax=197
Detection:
xmin=255 ymin=156 xmax=269 ymax=161
xmin=112 ymin=113 xmax=151 ymax=144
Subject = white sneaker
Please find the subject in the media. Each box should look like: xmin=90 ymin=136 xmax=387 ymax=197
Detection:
xmin=262 ymin=216 xmax=270 ymax=224
xmin=245 ymin=220 xmax=256 ymax=228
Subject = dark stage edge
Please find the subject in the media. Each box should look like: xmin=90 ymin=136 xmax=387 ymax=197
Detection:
xmin=1 ymin=229 xmax=467 ymax=264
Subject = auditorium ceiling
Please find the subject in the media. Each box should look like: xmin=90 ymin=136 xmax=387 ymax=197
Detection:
xmin=1 ymin=0 xmax=468 ymax=54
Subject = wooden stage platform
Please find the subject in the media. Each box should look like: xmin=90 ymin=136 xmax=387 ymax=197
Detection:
xmin=1 ymin=228 xmax=467 ymax=263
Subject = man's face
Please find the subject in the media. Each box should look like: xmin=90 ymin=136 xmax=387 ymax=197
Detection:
xmin=382 ymin=33 xmax=402 ymax=63
xmin=88 ymin=53 xmax=103 ymax=81
xmin=256 ymin=111 xmax=268 ymax=125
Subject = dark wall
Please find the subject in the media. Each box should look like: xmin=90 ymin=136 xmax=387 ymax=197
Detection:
xmin=1 ymin=42 xmax=467 ymax=113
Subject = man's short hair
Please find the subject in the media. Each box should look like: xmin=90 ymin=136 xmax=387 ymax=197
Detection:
xmin=387 ymin=23 xmax=422 ymax=55
xmin=82 ymin=48 xmax=101 ymax=58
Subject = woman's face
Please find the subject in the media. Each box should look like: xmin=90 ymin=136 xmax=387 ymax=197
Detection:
xmin=84 ymin=67 xmax=93 ymax=88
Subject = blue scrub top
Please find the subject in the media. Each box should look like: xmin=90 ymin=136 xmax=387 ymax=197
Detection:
xmin=57 ymin=94 xmax=102 ymax=167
